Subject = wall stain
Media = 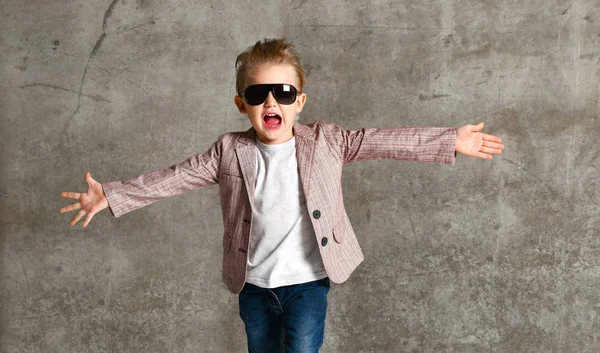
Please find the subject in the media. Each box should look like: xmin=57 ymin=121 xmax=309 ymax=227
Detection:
xmin=579 ymin=52 xmax=599 ymax=60
xmin=419 ymin=93 xmax=451 ymax=101
xmin=15 ymin=56 xmax=28 ymax=71
xmin=452 ymin=43 xmax=491 ymax=61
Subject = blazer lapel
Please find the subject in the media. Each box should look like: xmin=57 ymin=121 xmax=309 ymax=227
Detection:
xmin=235 ymin=128 xmax=257 ymax=207
xmin=235 ymin=124 xmax=316 ymax=205
xmin=293 ymin=124 xmax=316 ymax=198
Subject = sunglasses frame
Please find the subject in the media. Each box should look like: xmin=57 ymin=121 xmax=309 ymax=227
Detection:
xmin=240 ymin=83 xmax=300 ymax=106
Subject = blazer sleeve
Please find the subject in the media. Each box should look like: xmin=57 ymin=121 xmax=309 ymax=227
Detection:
xmin=319 ymin=121 xmax=457 ymax=165
xmin=101 ymin=136 xmax=222 ymax=218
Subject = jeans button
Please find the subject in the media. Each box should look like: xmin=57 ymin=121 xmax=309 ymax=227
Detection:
xmin=321 ymin=237 xmax=328 ymax=246
xmin=313 ymin=210 xmax=321 ymax=219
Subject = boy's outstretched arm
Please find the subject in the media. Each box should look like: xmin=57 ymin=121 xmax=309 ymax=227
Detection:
xmin=455 ymin=122 xmax=504 ymax=159
xmin=60 ymin=172 xmax=109 ymax=228
xmin=60 ymin=136 xmax=223 ymax=227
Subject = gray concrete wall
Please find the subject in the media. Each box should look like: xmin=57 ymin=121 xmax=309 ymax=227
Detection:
xmin=1 ymin=0 xmax=599 ymax=352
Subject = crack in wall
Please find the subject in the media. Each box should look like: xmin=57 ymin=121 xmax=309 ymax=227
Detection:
xmin=67 ymin=0 xmax=120 ymax=123
xmin=20 ymin=83 xmax=112 ymax=103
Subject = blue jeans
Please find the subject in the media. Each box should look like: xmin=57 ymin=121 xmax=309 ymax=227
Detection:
xmin=238 ymin=277 xmax=330 ymax=353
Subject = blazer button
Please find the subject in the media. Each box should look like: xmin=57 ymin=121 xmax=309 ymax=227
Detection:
xmin=313 ymin=210 xmax=321 ymax=219
xmin=321 ymin=237 xmax=328 ymax=246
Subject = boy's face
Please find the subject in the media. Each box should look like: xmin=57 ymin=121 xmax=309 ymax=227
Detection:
xmin=234 ymin=64 xmax=306 ymax=145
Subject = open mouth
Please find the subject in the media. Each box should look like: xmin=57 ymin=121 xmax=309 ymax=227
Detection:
xmin=263 ymin=113 xmax=282 ymax=128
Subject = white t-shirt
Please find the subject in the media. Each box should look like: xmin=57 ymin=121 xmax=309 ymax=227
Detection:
xmin=245 ymin=136 xmax=328 ymax=288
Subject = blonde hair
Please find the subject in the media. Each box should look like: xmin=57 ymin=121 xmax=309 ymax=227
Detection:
xmin=235 ymin=38 xmax=306 ymax=96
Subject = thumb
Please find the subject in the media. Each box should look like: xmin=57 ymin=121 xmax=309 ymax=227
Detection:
xmin=472 ymin=122 xmax=484 ymax=132
xmin=85 ymin=171 xmax=94 ymax=185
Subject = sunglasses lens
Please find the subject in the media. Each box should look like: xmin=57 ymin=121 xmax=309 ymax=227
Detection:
xmin=243 ymin=84 xmax=298 ymax=105
xmin=244 ymin=85 xmax=270 ymax=105
xmin=273 ymin=84 xmax=297 ymax=105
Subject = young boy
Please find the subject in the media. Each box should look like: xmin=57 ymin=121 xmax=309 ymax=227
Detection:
xmin=60 ymin=38 xmax=504 ymax=353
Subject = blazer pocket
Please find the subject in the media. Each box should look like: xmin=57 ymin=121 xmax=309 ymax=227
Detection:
xmin=223 ymin=232 xmax=233 ymax=252
xmin=332 ymin=219 xmax=345 ymax=244
xmin=220 ymin=171 xmax=243 ymax=179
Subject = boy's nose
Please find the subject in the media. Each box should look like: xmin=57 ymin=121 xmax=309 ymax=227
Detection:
xmin=264 ymin=91 xmax=277 ymax=106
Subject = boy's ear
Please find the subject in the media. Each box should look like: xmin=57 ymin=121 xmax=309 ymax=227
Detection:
xmin=295 ymin=92 xmax=307 ymax=114
xmin=234 ymin=95 xmax=247 ymax=114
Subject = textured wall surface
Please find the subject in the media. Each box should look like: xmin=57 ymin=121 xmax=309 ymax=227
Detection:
xmin=2 ymin=0 xmax=599 ymax=352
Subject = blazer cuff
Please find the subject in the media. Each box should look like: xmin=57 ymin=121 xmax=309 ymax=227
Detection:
xmin=102 ymin=181 xmax=124 ymax=218
xmin=437 ymin=127 xmax=457 ymax=165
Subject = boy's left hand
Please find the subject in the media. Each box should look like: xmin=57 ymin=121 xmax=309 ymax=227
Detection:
xmin=455 ymin=122 xmax=504 ymax=160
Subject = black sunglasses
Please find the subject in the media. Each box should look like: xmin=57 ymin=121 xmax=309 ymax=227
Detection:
xmin=240 ymin=84 xmax=299 ymax=105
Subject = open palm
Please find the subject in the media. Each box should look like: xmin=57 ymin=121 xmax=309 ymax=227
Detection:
xmin=455 ymin=122 xmax=504 ymax=159
xmin=60 ymin=172 xmax=108 ymax=227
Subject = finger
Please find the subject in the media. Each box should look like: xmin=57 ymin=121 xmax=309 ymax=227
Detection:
xmin=476 ymin=151 xmax=493 ymax=160
xmin=60 ymin=202 xmax=81 ymax=213
xmin=61 ymin=192 xmax=81 ymax=200
xmin=480 ymin=146 xmax=503 ymax=154
xmin=471 ymin=122 xmax=484 ymax=132
xmin=82 ymin=212 xmax=95 ymax=228
xmin=481 ymin=133 xmax=501 ymax=143
xmin=482 ymin=141 xmax=504 ymax=150
xmin=70 ymin=209 xmax=86 ymax=226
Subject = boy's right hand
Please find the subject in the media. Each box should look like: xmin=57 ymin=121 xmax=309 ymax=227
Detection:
xmin=60 ymin=171 xmax=109 ymax=227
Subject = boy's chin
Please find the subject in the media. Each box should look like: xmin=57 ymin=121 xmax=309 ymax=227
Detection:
xmin=257 ymin=128 xmax=294 ymax=144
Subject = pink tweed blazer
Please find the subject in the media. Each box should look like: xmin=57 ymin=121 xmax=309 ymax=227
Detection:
xmin=102 ymin=120 xmax=457 ymax=294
